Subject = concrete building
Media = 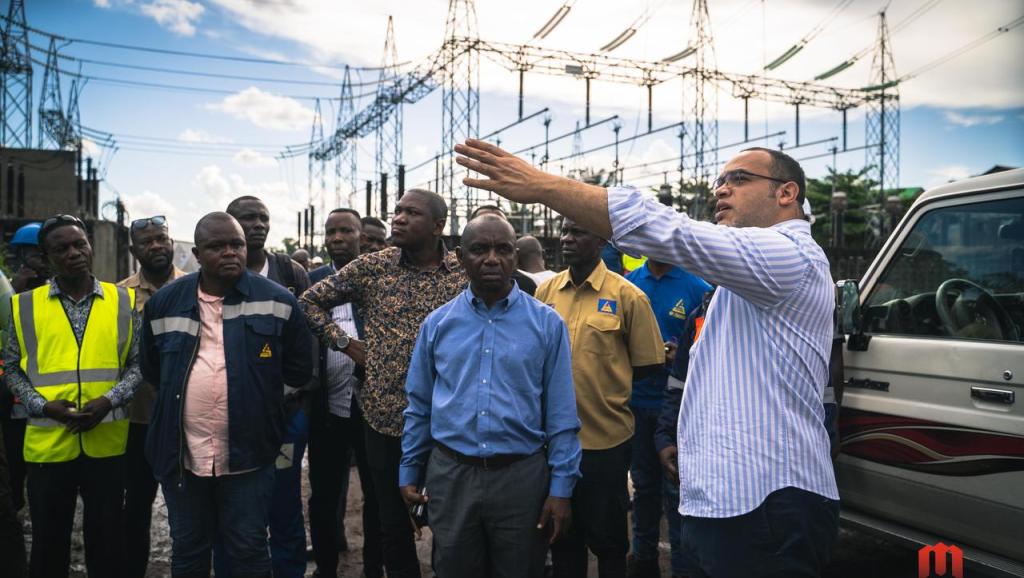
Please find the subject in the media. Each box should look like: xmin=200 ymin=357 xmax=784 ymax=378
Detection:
xmin=0 ymin=147 xmax=130 ymax=282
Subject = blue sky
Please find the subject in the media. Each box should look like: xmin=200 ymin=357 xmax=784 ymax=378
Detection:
xmin=24 ymin=0 xmax=1024 ymax=244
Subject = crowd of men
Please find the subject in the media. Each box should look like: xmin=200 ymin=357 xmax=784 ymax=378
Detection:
xmin=0 ymin=142 xmax=841 ymax=578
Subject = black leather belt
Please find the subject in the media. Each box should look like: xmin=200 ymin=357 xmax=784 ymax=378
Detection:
xmin=436 ymin=443 xmax=534 ymax=470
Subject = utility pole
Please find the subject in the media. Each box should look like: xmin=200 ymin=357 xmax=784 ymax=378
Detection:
xmin=1 ymin=0 xmax=32 ymax=147
xmin=375 ymin=16 xmax=402 ymax=221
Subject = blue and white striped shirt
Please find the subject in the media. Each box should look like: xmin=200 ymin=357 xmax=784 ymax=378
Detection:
xmin=608 ymin=186 xmax=839 ymax=518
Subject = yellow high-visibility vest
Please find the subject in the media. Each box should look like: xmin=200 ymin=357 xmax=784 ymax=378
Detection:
xmin=621 ymin=254 xmax=647 ymax=275
xmin=12 ymin=282 xmax=135 ymax=463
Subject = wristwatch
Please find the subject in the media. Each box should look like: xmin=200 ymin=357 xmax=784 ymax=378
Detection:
xmin=333 ymin=334 xmax=351 ymax=352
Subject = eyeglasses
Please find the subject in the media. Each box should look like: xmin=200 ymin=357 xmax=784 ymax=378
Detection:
xmin=131 ymin=215 xmax=167 ymax=230
xmin=41 ymin=214 xmax=85 ymax=231
xmin=713 ymin=169 xmax=791 ymax=190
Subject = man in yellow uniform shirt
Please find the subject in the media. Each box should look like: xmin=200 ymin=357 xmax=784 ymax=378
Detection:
xmin=4 ymin=214 xmax=139 ymax=578
xmin=535 ymin=217 xmax=665 ymax=578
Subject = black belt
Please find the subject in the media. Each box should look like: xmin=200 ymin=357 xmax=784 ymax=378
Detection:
xmin=436 ymin=443 xmax=534 ymax=470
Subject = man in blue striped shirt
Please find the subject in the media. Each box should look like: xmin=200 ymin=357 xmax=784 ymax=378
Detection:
xmin=400 ymin=215 xmax=582 ymax=578
xmin=455 ymin=141 xmax=840 ymax=577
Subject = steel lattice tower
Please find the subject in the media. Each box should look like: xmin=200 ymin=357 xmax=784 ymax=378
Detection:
xmin=865 ymin=11 xmax=900 ymax=206
xmin=38 ymin=38 xmax=77 ymax=149
xmin=308 ymin=98 xmax=326 ymax=236
xmin=441 ymin=0 xmax=479 ymax=233
xmin=335 ymin=65 xmax=358 ymax=209
xmin=688 ymin=0 xmax=718 ymax=218
xmin=1 ymin=0 xmax=32 ymax=148
xmin=375 ymin=16 xmax=402 ymax=219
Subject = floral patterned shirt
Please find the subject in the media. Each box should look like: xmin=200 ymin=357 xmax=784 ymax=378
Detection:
xmin=300 ymin=245 xmax=466 ymax=436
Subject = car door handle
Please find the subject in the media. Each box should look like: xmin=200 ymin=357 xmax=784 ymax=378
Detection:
xmin=846 ymin=377 xmax=889 ymax=392
xmin=971 ymin=386 xmax=1015 ymax=405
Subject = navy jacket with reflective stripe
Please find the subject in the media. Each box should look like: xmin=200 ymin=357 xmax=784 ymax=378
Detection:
xmin=140 ymin=271 xmax=315 ymax=483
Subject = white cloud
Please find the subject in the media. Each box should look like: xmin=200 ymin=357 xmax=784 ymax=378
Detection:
xmin=206 ymin=87 xmax=315 ymax=132
xmin=943 ymin=111 xmax=1005 ymax=128
xmin=81 ymin=138 xmax=102 ymax=159
xmin=140 ymin=0 xmax=204 ymax=36
xmin=94 ymin=0 xmax=112 ymax=8
xmin=925 ymin=165 xmax=971 ymax=188
xmin=233 ymin=148 xmax=277 ymax=168
xmin=189 ymin=165 xmax=304 ymax=246
xmin=178 ymin=128 xmax=231 ymax=144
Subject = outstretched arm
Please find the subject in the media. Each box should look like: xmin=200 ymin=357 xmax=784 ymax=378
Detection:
xmin=455 ymin=139 xmax=612 ymax=238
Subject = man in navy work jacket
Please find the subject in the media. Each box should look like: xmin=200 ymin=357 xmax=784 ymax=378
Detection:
xmin=400 ymin=214 xmax=582 ymax=578
xmin=141 ymin=212 xmax=314 ymax=578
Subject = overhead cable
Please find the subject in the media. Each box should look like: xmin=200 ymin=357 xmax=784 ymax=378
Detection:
xmin=1 ymin=14 xmax=408 ymax=72
xmin=764 ymin=0 xmax=855 ymax=71
xmin=533 ymin=0 xmax=578 ymax=39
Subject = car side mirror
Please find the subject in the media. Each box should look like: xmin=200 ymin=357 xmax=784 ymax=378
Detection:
xmin=836 ymin=279 xmax=870 ymax=350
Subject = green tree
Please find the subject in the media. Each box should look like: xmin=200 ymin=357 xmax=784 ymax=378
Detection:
xmin=806 ymin=167 xmax=883 ymax=250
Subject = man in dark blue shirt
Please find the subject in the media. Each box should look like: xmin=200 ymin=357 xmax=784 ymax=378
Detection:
xmin=625 ymin=259 xmax=710 ymax=578
xmin=400 ymin=215 xmax=582 ymax=578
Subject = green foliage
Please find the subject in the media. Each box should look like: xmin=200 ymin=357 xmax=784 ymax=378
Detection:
xmin=807 ymin=167 xmax=883 ymax=249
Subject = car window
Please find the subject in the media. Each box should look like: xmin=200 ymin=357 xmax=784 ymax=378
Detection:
xmin=864 ymin=194 xmax=1024 ymax=343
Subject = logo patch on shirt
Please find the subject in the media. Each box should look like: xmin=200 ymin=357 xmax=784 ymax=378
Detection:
xmin=669 ymin=299 xmax=688 ymax=320
xmin=259 ymin=343 xmax=273 ymax=358
xmin=597 ymin=299 xmax=617 ymax=315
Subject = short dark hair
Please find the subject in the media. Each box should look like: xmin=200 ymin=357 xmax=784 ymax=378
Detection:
xmin=225 ymin=195 xmax=264 ymax=216
xmin=470 ymin=204 xmax=506 ymax=220
xmin=360 ymin=216 xmax=386 ymax=230
xmin=39 ymin=214 xmax=87 ymax=254
xmin=740 ymin=147 xmax=806 ymax=203
xmin=328 ymin=208 xmax=361 ymax=222
xmin=194 ymin=212 xmax=239 ymax=246
xmin=404 ymin=188 xmax=448 ymax=221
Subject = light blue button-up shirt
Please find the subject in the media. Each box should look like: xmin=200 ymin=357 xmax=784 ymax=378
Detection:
xmin=400 ymin=283 xmax=582 ymax=498
xmin=608 ymin=186 xmax=839 ymax=518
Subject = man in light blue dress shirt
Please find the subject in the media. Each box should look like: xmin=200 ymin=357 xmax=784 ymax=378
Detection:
xmin=455 ymin=141 xmax=841 ymax=577
xmin=400 ymin=215 xmax=582 ymax=578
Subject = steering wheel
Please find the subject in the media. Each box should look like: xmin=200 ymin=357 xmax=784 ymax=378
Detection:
xmin=935 ymin=278 xmax=1017 ymax=340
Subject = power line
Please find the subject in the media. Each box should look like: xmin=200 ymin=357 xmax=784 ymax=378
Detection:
xmin=27 ymin=54 xmax=375 ymax=101
xmin=814 ymin=0 xmax=943 ymax=80
xmin=36 ymin=44 xmax=398 ymax=89
xmin=895 ymin=14 xmax=1024 ymax=84
xmin=763 ymin=0 xmax=856 ymax=71
xmin=1 ymin=14 xmax=409 ymax=72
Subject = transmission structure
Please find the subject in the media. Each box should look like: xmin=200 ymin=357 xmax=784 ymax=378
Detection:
xmin=1 ymin=0 xmax=31 ymax=147
xmin=294 ymin=0 xmax=902 ymax=235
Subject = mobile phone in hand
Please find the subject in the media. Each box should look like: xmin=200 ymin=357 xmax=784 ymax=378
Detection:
xmin=410 ymin=486 xmax=428 ymax=528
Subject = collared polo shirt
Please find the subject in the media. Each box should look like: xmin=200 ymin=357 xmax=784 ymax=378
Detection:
xmin=535 ymin=260 xmax=664 ymax=450
xmin=118 ymin=266 xmax=187 ymax=424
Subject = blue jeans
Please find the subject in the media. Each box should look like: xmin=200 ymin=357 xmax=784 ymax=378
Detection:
xmin=163 ymin=464 xmax=275 ymax=577
xmin=215 ymin=408 xmax=309 ymax=578
xmin=630 ymin=406 xmax=690 ymax=576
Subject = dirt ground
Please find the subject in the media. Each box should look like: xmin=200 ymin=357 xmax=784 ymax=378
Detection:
xmin=23 ymin=456 xmax=921 ymax=578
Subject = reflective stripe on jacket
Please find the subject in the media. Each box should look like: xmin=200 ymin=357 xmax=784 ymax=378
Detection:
xmin=12 ymin=282 xmax=135 ymax=463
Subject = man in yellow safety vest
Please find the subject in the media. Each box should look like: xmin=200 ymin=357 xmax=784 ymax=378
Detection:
xmin=3 ymin=214 xmax=140 ymax=578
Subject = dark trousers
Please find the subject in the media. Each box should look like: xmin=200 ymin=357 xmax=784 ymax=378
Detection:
xmin=551 ymin=439 xmax=632 ymax=578
xmin=0 ymin=422 xmax=27 ymax=578
xmin=27 ymin=454 xmax=125 ymax=578
xmin=630 ymin=407 xmax=688 ymax=575
xmin=163 ymin=464 xmax=275 ymax=578
xmin=681 ymin=487 xmax=840 ymax=578
xmin=124 ymin=422 xmax=160 ymax=578
xmin=363 ymin=420 xmax=421 ymax=578
xmin=214 ymin=410 xmax=309 ymax=578
xmin=308 ymin=407 xmax=383 ymax=578
xmin=1 ymin=417 xmax=27 ymax=511
xmin=428 ymin=448 xmax=549 ymax=578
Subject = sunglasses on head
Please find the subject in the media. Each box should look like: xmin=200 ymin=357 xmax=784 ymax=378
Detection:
xmin=713 ymin=169 xmax=790 ymax=190
xmin=131 ymin=215 xmax=167 ymax=230
xmin=41 ymin=214 xmax=85 ymax=231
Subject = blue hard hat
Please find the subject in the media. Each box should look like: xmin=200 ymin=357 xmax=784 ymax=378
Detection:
xmin=10 ymin=222 xmax=42 ymax=247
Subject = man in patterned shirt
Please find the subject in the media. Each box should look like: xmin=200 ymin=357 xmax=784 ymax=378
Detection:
xmin=300 ymin=188 xmax=466 ymax=578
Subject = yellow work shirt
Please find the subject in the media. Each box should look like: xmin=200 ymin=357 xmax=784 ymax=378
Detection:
xmin=535 ymin=260 xmax=665 ymax=450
